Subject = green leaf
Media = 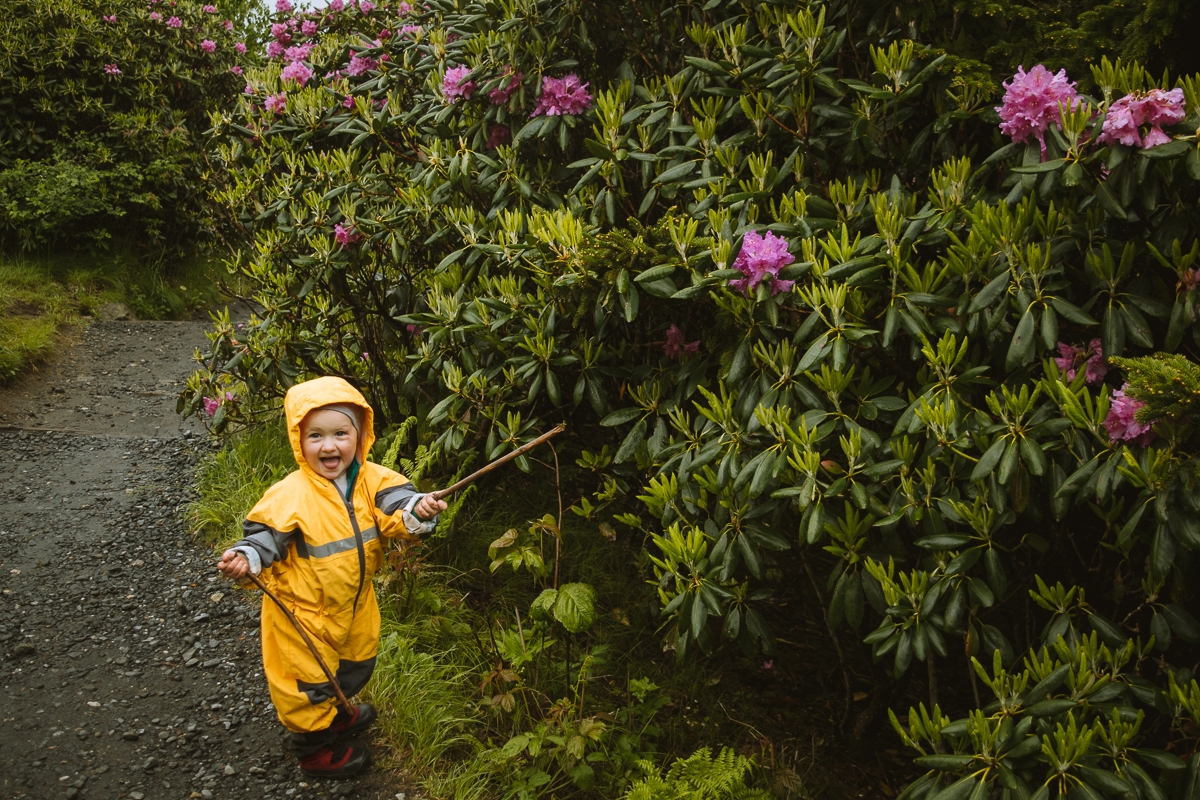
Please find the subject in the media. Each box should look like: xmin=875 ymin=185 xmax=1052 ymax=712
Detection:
xmin=971 ymin=437 xmax=1008 ymax=482
xmin=915 ymin=534 xmax=973 ymax=549
xmin=1163 ymin=604 xmax=1200 ymax=644
xmin=1012 ymin=158 xmax=1067 ymax=173
xmin=1094 ymin=180 xmax=1128 ymax=220
xmin=1005 ymin=307 xmax=1036 ymax=371
xmin=552 ymin=583 xmax=597 ymax=633
xmin=615 ymin=417 xmax=647 ymax=462
xmin=968 ymin=270 xmax=1011 ymax=313
xmin=600 ymin=407 xmax=643 ymax=426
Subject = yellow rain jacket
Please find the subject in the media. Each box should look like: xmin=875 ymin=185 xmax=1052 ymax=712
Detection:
xmin=231 ymin=377 xmax=434 ymax=734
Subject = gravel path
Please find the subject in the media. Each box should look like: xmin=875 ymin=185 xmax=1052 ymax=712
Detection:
xmin=0 ymin=320 xmax=416 ymax=800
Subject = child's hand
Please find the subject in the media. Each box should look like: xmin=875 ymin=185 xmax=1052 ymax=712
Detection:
xmin=217 ymin=550 xmax=250 ymax=580
xmin=415 ymin=494 xmax=448 ymax=520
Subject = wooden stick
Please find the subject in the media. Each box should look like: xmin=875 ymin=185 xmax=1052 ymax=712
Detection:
xmin=429 ymin=424 xmax=565 ymax=501
xmin=246 ymin=572 xmax=353 ymax=716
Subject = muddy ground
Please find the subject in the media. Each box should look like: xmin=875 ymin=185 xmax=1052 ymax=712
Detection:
xmin=0 ymin=319 xmax=418 ymax=800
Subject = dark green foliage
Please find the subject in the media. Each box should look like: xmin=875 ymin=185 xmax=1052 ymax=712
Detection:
xmin=183 ymin=0 xmax=1200 ymax=797
xmin=0 ymin=0 xmax=249 ymax=252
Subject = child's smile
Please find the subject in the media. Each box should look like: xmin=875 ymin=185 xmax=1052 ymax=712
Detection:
xmin=300 ymin=409 xmax=359 ymax=481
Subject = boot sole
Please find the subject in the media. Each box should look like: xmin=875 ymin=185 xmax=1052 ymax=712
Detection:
xmin=301 ymin=752 xmax=370 ymax=779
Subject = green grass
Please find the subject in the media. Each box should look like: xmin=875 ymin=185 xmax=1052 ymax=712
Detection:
xmin=189 ymin=418 xmax=294 ymax=549
xmin=0 ymin=246 xmax=232 ymax=380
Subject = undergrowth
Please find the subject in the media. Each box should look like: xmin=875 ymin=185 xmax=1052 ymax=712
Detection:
xmin=190 ymin=422 xmax=787 ymax=798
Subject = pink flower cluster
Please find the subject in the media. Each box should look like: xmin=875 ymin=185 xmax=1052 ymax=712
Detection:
xmin=270 ymin=22 xmax=291 ymax=43
xmin=104 ymin=63 xmax=122 ymax=75
xmin=200 ymin=39 xmax=216 ymax=53
xmin=150 ymin=12 xmax=161 ymax=21
xmin=359 ymin=0 xmax=376 ymax=12
xmin=235 ymin=42 xmax=246 ymax=54
xmin=275 ymin=0 xmax=293 ymax=12
xmin=224 ymin=19 xmax=233 ymax=30
xmin=664 ymin=325 xmax=700 ymax=359
xmin=728 ymin=231 xmax=795 ymax=296
xmin=282 ymin=61 xmax=313 ymax=85
xmin=328 ymin=0 xmax=344 ymax=11
xmin=1054 ymin=339 xmax=1107 ymax=385
xmin=284 ymin=44 xmax=313 ymax=62
xmin=202 ymin=392 xmax=234 ymax=417
xmin=264 ymin=93 xmax=287 ymax=114
xmin=202 ymin=4 xmax=216 ymax=11
xmin=230 ymin=65 xmax=243 ymax=75
xmin=531 ymin=73 xmax=592 ymax=117
xmin=443 ymin=65 xmax=475 ymax=103
xmin=995 ymin=65 xmax=1079 ymax=157
xmin=166 ymin=15 xmax=181 ymax=27
xmin=489 ymin=67 xmax=523 ymax=105
xmin=344 ymin=54 xmax=379 ymax=76
xmin=1105 ymin=384 xmax=1156 ymax=446
xmin=302 ymin=19 xmax=317 ymax=36
xmin=335 ymin=222 xmax=362 ymax=248
xmin=102 ymin=14 xmax=116 ymax=22
xmin=1099 ymin=88 xmax=1186 ymax=149
xmin=486 ymin=124 xmax=511 ymax=150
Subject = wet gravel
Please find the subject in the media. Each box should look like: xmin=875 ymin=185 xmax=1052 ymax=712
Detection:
xmin=0 ymin=320 xmax=415 ymax=800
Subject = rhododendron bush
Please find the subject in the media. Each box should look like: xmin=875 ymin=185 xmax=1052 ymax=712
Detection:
xmin=0 ymin=0 xmax=250 ymax=251
xmin=185 ymin=0 xmax=1200 ymax=795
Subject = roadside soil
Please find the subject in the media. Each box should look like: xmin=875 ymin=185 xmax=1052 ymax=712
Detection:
xmin=0 ymin=319 xmax=418 ymax=800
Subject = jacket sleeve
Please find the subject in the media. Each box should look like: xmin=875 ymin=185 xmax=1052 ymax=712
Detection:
xmin=231 ymin=520 xmax=299 ymax=574
xmin=230 ymin=480 xmax=301 ymax=574
xmin=374 ymin=477 xmax=440 ymax=538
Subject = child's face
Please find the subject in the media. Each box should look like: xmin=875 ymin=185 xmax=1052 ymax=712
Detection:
xmin=300 ymin=409 xmax=359 ymax=480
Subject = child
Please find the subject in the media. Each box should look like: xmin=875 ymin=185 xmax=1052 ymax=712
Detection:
xmin=217 ymin=376 xmax=447 ymax=778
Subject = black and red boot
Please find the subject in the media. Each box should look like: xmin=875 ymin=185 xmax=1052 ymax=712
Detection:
xmin=330 ymin=703 xmax=377 ymax=739
xmin=299 ymin=743 xmax=368 ymax=779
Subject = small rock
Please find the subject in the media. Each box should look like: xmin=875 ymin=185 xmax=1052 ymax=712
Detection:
xmin=95 ymin=302 xmax=136 ymax=321
xmin=202 ymin=658 xmax=220 ymax=668
xmin=223 ymin=764 xmax=236 ymax=775
xmin=122 ymin=731 xmax=139 ymax=741
xmin=143 ymin=757 xmax=160 ymax=771
xmin=13 ymin=643 xmax=35 ymax=657
xmin=130 ymin=792 xmax=146 ymax=800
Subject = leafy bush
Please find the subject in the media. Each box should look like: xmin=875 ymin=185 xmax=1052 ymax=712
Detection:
xmin=186 ymin=0 xmax=1200 ymax=796
xmin=0 ymin=0 xmax=250 ymax=252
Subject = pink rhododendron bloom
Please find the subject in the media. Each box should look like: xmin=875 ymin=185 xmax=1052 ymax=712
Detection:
xmin=1054 ymin=339 xmax=1107 ymax=385
xmin=378 ymin=28 xmax=391 ymax=39
xmin=486 ymin=124 xmax=511 ymax=150
xmin=1182 ymin=268 xmax=1200 ymax=291
xmin=401 ymin=24 xmax=420 ymax=34
xmin=335 ymin=222 xmax=362 ymax=248
xmin=399 ymin=1 xmax=412 ymax=11
xmin=284 ymin=44 xmax=312 ymax=62
xmin=202 ymin=3 xmax=216 ymax=11
xmin=663 ymin=325 xmax=700 ymax=359
xmin=728 ymin=231 xmax=795 ymax=296
xmin=224 ymin=19 xmax=233 ymax=29
xmin=406 ymin=323 xmax=424 ymax=336
xmin=266 ymin=40 xmax=286 ymax=58
xmin=1099 ymin=88 xmax=1186 ymax=149
xmin=344 ymin=54 xmax=378 ymax=76
xmin=328 ymin=0 xmax=344 ymax=10
xmin=200 ymin=39 xmax=216 ymax=53
xmin=275 ymin=0 xmax=293 ymax=12
xmin=359 ymin=0 xmax=376 ymax=11
xmin=281 ymin=61 xmax=313 ymax=85
xmin=230 ymin=65 xmax=243 ymax=75
xmin=244 ymin=83 xmax=254 ymax=94
xmin=530 ymin=73 xmax=592 ymax=116
xmin=443 ymin=65 xmax=475 ymax=102
xmin=995 ymin=65 xmax=1079 ymax=158
xmin=150 ymin=12 xmax=161 ymax=21
xmin=166 ymin=15 xmax=181 ymax=27
xmin=202 ymin=397 xmax=220 ymax=416
xmin=103 ymin=63 xmax=121 ymax=75
xmin=270 ymin=22 xmax=291 ymax=41
xmin=264 ymin=92 xmax=287 ymax=114
xmin=343 ymin=95 xmax=356 ymax=108
xmin=235 ymin=42 xmax=246 ymax=54
xmin=488 ymin=67 xmax=522 ymax=104
xmin=102 ymin=14 xmax=116 ymax=22
xmin=302 ymin=19 xmax=317 ymax=35
xmin=1105 ymin=384 xmax=1156 ymax=446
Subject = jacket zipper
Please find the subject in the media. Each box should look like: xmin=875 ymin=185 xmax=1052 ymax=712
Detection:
xmin=342 ymin=492 xmax=366 ymax=615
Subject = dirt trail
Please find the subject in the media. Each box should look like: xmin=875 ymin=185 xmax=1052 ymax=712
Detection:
xmin=0 ymin=319 xmax=416 ymax=800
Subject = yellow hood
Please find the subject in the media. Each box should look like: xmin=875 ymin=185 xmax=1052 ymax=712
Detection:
xmin=283 ymin=376 xmax=376 ymax=477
